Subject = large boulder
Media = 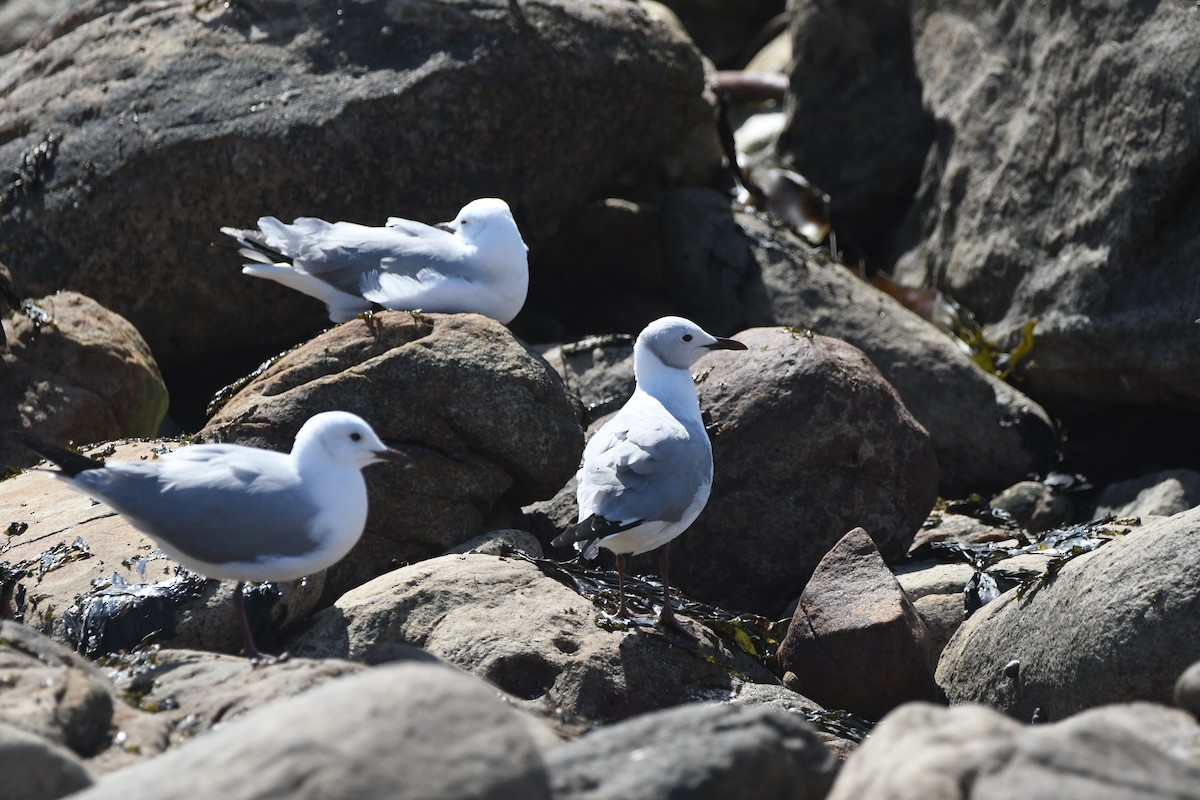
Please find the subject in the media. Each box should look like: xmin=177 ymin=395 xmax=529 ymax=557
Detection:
xmin=68 ymin=662 xmax=555 ymax=800
xmin=937 ymin=507 xmax=1200 ymax=720
xmin=781 ymin=0 xmax=1200 ymax=470
xmin=290 ymin=553 xmax=781 ymax=724
xmin=824 ymin=702 xmax=1200 ymax=800
xmin=204 ymin=312 xmax=582 ymax=598
xmin=658 ymin=188 xmax=1057 ymax=496
xmin=0 ymin=0 xmax=720 ymax=374
xmin=679 ymin=328 xmax=938 ymax=615
xmin=546 ymin=702 xmax=838 ymax=800
xmin=778 ymin=528 xmax=938 ymax=720
xmin=1 ymin=292 xmax=168 ymax=470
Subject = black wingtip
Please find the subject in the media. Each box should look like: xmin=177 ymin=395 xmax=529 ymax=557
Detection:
xmin=551 ymin=514 xmax=638 ymax=548
xmin=10 ymin=431 xmax=105 ymax=476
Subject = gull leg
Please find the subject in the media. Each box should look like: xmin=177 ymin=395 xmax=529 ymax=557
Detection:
xmin=616 ymin=553 xmax=632 ymax=618
xmin=232 ymin=582 xmax=277 ymax=662
xmin=657 ymin=543 xmax=696 ymax=637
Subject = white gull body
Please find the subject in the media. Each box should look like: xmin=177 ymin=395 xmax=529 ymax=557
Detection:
xmin=552 ymin=316 xmax=746 ymax=627
xmin=222 ymin=198 xmax=529 ymax=324
xmin=15 ymin=411 xmax=411 ymax=658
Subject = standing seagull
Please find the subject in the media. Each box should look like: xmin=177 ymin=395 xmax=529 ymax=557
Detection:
xmin=13 ymin=411 xmax=412 ymax=660
xmin=552 ymin=316 xmax=746 ymax=633
xmin=221 ymin=198 xmax=529 ymax=324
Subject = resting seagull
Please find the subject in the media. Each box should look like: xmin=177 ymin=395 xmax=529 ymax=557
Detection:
xmin=13 ymin=411 xmax=412 ymax=660
xmin=552 ymin=316 xmax=746 ymax=634
xmin=221 ymin=198 xmax=529 ymax=324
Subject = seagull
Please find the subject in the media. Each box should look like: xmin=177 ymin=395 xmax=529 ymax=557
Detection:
xmin=13 ymin=411 xmax=412 ymax=660
xmin=551 ymin=316 xmax=746 ymax=634
xmin=221 ymin=198 xmax=529 ymax=324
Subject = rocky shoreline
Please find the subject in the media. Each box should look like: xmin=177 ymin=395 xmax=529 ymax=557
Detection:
xmin=2 ymin=1 xmax=1200 ymax=799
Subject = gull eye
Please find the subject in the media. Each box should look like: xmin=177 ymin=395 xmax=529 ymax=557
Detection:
xmin=682 ymin=334 xmax=693 ymax=342
xmin=350 ymin=432 xmax=362 ymax=442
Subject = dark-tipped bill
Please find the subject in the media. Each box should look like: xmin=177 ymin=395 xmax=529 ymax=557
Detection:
xmin=705 ymin=337 xmax=748 ymax=351
xmin=375 ymin=447 xmax=416 ymax=468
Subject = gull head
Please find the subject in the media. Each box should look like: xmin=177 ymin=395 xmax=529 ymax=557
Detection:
xmin=293 ymin=411 xmax=414 ymax=470
xmin=636 ymin=316 xmax=748 ymax=371
xmin=443 ymin=198 xmax=529 ymax=255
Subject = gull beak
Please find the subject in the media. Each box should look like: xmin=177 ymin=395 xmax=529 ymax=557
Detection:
xmin=434 ymin=221 xmax=456 ymax=233
xmin=704 ymin=337 xmax=748 ymax=351
xmin=375 ymin=446 xmax=416 ymax=468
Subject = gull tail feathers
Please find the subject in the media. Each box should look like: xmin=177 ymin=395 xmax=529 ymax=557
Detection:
xmin=218 ymin=226 xmax=293 ymax=266
xmin=552 ymin=514 xmax=640 ymax=560
xmin=11 ymin=432 xmax=105 ymax=477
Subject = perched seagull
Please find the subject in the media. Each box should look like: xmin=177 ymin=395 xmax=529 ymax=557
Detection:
xmin=552 ymin=316 xmax=746 ymax=634
xmin=221 ymin=198 xmax=529 ymax=324
xmin=13 ymin=411 xmax=412 ymax=660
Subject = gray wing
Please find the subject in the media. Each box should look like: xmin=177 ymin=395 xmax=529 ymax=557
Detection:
xmin=577 ymin=403 xmax=712 ymax=526
xmin=259 ymin=217 xmax=470 ymax=297
xmin=75 ymin=445 xmax=321 ymax=564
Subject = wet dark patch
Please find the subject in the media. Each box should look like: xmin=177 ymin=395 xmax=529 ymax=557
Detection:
xmin=61 ymin=570 xmax=209 ymax=658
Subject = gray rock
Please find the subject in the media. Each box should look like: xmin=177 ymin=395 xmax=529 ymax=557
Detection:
xmin=681 ymin=329 xmax=938 ymax=615
xmin=657 ymin=188 xmax=1057 ymax=496
xmin=722 ymin=682 xmax=859 ymax=762
xmin=1093 ymin=469 xmax=1200 ymax=520
xmin=937 ymin=507 xmax=1200 ymax=719
xmin=546 ymin=702 xmax=838 ymax=800
xmin=1 ymin=449 xmax=325 ymax=656
xmin=825 ymin=702 xmax=1200 ymax=800
xmin=69 ymin=662 xmax=554 ymax=800
xmin=887 ymin=3 xmax=1200 ymax=425
xmin=0 ymin=0 xmax=72 ymax=55
xmin=204 ymin=312 xmax=582 ymax=599
xmin=106 ymin=648 xmax=376 ymax=747
xmin=910 ymin=511 xmax=1017 ymax=552
xmin=0 ymin=0 xmax=719 ymax=374
xmin=893 ymin=560 xmax=975 ymax=664
xmin=290 ymin=553 xmax=780 ymax=724
xmin=444 ymin=528 xmax=544 ymax=558
xmin=0 ymin=620 xmax=168 ymax=767
xmin=777 ymin=0 xmax=933 ymax=268
xmin=989 ymin=480 xmax=1074 ymax=534
xmin=779 ymin=528 xmax=938 ymax=719
xmin=539 ymin=332 xmax=636 ymax=422
xmin=1176 ymin=661 xmax=1200 ymax=720
xmin=1 ymin=292 xmax=168 ymax=470
xmin=0 ymin=721 xmax=92 ymax=800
